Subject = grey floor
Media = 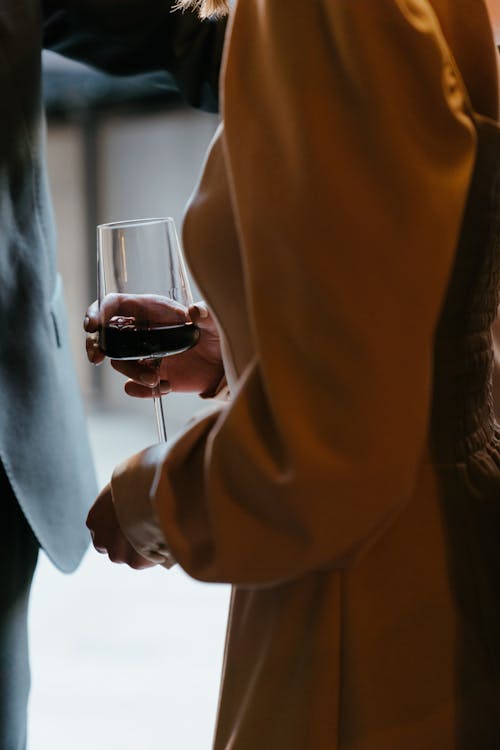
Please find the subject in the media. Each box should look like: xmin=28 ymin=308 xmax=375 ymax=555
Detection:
xmin=28 ymin=405 xmax=230 ymax=750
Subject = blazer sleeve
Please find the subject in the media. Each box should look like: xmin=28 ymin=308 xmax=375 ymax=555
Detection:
xmin=42 ymin=0 xmax=226 ymax=112
xmin=111 ymin=0 xmax=477 ymax=585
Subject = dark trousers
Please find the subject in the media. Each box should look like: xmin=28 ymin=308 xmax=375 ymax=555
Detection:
xmin=0 ymin=465 xmax=39 ymax=750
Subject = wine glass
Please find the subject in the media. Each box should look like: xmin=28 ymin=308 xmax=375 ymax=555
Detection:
xmin=97 ymin=217 xmax=199 ymax=441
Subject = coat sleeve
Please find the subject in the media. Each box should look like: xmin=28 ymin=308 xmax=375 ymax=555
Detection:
xmin=112 ymin=0 xmax=477 ymax=585
xmin=42 ymin=0 xmax=226 ymax=112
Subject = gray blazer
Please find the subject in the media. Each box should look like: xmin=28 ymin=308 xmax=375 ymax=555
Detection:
xmin=0 ymin=0 xmax=224 ymax=572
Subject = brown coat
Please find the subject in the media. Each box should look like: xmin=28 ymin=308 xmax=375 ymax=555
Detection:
xmin=112 ymin=1 xmax=500 ymax=747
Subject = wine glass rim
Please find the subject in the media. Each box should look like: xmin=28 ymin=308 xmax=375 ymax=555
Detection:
xmin=97 ymin=217 xmax=175 ymax=230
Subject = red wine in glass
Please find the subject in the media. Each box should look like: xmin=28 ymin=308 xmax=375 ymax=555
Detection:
xmin=100 ymin=318 xmax=200 ymax=360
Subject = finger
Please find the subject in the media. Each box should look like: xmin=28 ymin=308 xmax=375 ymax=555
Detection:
xmin=188 ymin=301 xmax=210 ymax=325
xmin=188 ymin=301 xmax=219 ymax=335
xmin=107 ymin=549 xmax=128 ymax=564
xmin=87 ymin=527 xmax=105 ymax=553
xmin=88 ymin=527 xmax=110 ymax=555
xmin=126 ymin=552 xmax=157 ymax=570
xmin=124 ymin=379 xmax=171 ymax=399
xmin=100 ymin=293 xmax=189 ymax=327
xmin=106 ymin=531 xmax=140 ymax=565
xmin=84 ymin=300 xmax=100 ymax=332
xmin=86 ymin=333 xmax=105 ymax=365
xmin=110 ymin=359 xmax=160 ymax=387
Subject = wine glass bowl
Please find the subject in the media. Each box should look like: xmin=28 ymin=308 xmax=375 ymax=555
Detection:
xmin=97 ymin=217 xmax=198 ymax=440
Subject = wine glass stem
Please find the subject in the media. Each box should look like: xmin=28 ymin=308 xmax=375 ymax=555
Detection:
xmin=150 ymin=360 xmax=167 ymax=442
xmin=153 ymin=393 xmax=167 ymax=442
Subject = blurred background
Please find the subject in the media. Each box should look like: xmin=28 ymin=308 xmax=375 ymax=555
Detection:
xmin=27 ymin=52 xmax=230 ymax=749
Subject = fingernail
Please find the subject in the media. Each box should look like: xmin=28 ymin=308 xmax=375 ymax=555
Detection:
xmin=160 ymin=381 xmax=171 ymax=395
xmin=84 ymin=315 xmax=90 ymax=330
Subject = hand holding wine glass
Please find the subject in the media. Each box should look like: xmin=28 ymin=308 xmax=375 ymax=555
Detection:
xmin=85 ymin=298 xmax=224 ymax=397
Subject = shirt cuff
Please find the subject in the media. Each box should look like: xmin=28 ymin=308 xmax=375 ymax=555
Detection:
xmin=111 ymin=444 xmax=176 ymax=569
